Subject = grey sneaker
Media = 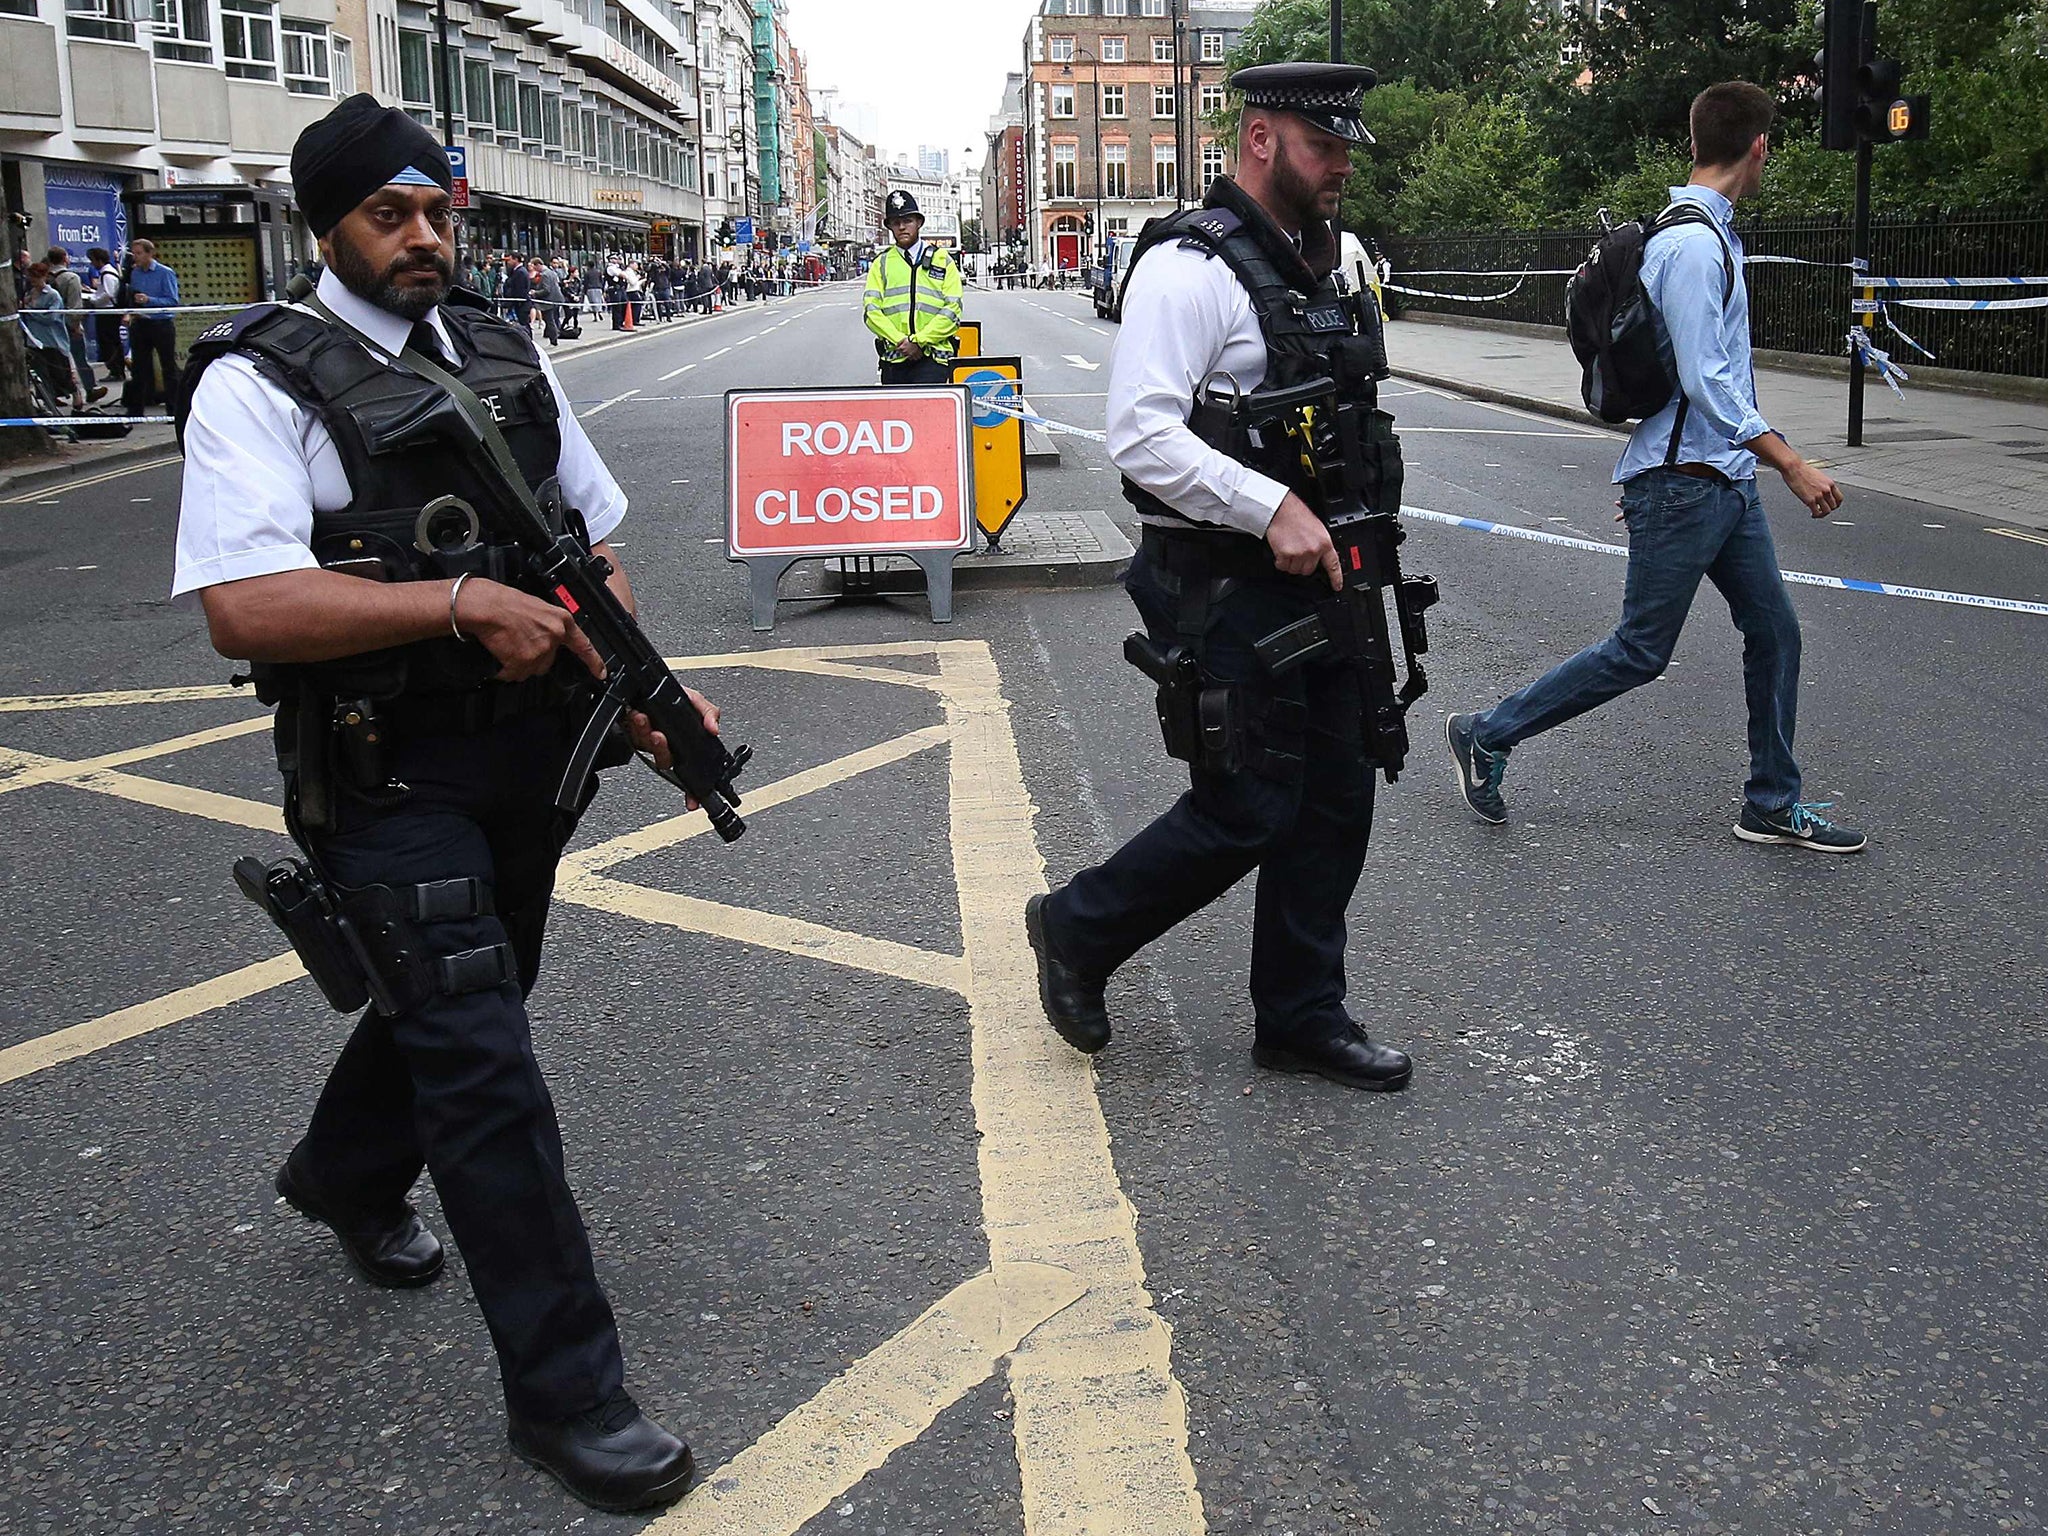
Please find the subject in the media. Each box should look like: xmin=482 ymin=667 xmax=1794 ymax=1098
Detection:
xmin=1734 ymin=801 xmax=1868 ymax=853
xmin=1446 ymin=712 xmax=1508 ymax=825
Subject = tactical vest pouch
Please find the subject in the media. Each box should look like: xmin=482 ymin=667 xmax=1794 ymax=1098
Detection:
xmin=1360 ymin=409 xmax=1406 ymax=516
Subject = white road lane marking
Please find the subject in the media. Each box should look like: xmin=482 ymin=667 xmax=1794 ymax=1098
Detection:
xmin=659 ymin=363 xmax=699 ymax=380
xmin=581 ymin=389 xmax=640 ymax=417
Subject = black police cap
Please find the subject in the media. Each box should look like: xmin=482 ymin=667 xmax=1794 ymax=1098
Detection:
xmin=1228 ymin=62 xmax=1378 ymax=145
xmin=885 ymin=190 xmax=923 ymax=222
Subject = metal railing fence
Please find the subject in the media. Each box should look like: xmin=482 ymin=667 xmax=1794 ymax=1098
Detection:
xmin=1382 ymin=208 xmax=2048 ymax=378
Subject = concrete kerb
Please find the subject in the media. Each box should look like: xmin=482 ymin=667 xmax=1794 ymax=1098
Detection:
xmin=803 ymin=510 xmax=1133 ymax=601
xmin=1386 ymin=364 xmax=2029 ymax=523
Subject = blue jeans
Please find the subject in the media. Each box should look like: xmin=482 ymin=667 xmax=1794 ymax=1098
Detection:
xmin=1474 ymin=469 xmax=1803 ymax=812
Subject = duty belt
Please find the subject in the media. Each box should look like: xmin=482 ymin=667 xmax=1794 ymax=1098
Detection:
xmin=379 ymin=676 xmax=571 ymax=736
xmin=1140 ymin=524 xmax=1284 ymax=584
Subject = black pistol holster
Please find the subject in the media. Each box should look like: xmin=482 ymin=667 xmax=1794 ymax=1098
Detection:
xmin=235 ymin=855 xmax=516 ymax=1017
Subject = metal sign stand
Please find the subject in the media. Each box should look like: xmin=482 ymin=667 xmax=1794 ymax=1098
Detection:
xmin=740 ymin=549 xmax=957 ymax=631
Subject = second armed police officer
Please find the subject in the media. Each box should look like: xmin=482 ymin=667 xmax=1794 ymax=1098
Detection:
xmin=862 ymin=189 xmax=963 ymax=385
xmin=1025 ymin=64 xmax=1416 ymax=1093
xmin=171 ymin=95 xmax=714 ymax=1512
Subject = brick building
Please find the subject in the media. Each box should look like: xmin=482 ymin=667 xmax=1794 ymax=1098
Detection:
xmin=1018 ymin=0 xmax=1252 ymax=272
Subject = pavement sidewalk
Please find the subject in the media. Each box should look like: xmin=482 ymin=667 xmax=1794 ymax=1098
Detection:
xmin=1387 ymin=315 xmax=2048 ymax=531
xmin=0 ymin=284 xmax=837 ymax=500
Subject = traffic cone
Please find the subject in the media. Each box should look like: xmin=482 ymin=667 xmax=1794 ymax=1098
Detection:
xmin=622 ymin=300 xmax=636 ymax=330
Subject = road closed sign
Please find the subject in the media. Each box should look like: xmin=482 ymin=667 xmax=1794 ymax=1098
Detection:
xmin=726 ymin=387 xmax=975 ymax=559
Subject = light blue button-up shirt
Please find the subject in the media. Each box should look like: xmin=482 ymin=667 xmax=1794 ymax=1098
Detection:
xmin=1614 ymin=184 xmax=1772 ymax=485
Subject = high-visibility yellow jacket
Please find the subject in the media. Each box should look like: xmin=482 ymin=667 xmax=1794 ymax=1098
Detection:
xmin=863 ymin=243 xmax=963 ymax=360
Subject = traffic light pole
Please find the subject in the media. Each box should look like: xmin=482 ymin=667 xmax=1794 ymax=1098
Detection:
xmin=1848 ymin=134 xmax=1872 ymax=447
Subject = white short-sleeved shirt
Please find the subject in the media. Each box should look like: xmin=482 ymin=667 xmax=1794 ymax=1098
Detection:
xmin=1105 ymin=239 xmax=1290 ymax=537
xmin=172 ymin=269 xmax=626 ymax=607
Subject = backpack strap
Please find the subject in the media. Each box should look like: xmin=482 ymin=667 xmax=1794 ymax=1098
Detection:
xmin=1649 ymin=203 xmax=1737 ymax=464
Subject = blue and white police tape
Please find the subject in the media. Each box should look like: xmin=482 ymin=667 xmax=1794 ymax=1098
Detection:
xmin=1847 ymin=330 xmax=1912 ymax=399
xmin=1402 ymin=506 xmax=2048 ymax=618
xmin=0 ymin=414 xmax=172 ymax=427
xmin=976 ymin=394 xmax=1108 ymax=443
xmin=1382 ymin=275 xmax=1532 ymax=303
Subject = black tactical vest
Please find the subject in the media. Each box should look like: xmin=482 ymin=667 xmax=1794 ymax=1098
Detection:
xmin=1115 ymin=176 xmax=1390 ymax=531
xmin=179 ymin=288 xmax=568 ymax=701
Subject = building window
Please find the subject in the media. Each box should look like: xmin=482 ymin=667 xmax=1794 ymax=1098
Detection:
xmin=1106 ymin=216 xmax=1128 ymax=236
xmin=1152 ymin=35 xmax=1174 ymax=62
xmin=1100 ymin=35 xmax=1124 ymax=62
xmin=225 ymin=0 xmax=281 ymax=81
xmin=1101 ymin=0 xmax=1125 ymax=14
xmin=396 ymin=27 xmax=432 ymax=103
xmin=1152 ymin=84 xmax=1175 ymax=118
xmin=332 ymin=34 xmax=354 ymax=93
xmin=1050 ymin=83 xmax=1074 ymax=118
xmin=519 ymin=80 xmax=542 ymax=145
xmin=152 ymin=0 xmax=211 ymax=62
xmin=1201 ymin=30 xmax=1225 ymax=62
xmin=465 ymin=57 xmax=492 ymax=129
xmin=66 ymin=0 xmax=137 ymax=44
xmin=1100 ymin=83 xmax=1124 ymax=118
xmin=1103 ymin=142 xmax=1127 ymax=199
xmin=542 ymin=93 xmax=562 ymax=151
xmin=1152 ymin=141 xmax=1176 ymax=198
xmin=583 ymin=106 xmax=599 ymax=163
xmin=1201 ymin=140 xmax=1226 ymax=188
xmin=0 ymin=0 xmax=35 ymax=15
xmin=1143 ymin=0 xmax=1166 ymax=14
xmin=1201 ymin=82 xmax=1225 ymax=116
xmin=1051 ymin=142 xmax=1076 ymax=199
xmin=1049 ymin=35 xmax=1074 ymax=62
xmin=494 ymin=72 xmax=518 ymax=139
xmin=281 ymin=21 xmax=332 ymax=96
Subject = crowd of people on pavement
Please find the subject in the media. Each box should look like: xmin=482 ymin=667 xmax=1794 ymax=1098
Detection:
xmin=456 ymin=248 xmax=833 ymax=346
xmin=9 ymin=229 xmax=844 ymax=430
xmin=12 ymin=236 xmax=183 ymax=418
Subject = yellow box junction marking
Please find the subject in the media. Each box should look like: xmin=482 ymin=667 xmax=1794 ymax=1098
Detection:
xmin=0 ymin=643 xmax=1206 ymax=1535
xmin=643 ymin=1262 xmax=1085 ymax=1536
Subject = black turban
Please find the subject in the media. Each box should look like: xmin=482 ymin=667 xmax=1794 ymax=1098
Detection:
xmin=291 ymin=93 xmax=453 ymax=238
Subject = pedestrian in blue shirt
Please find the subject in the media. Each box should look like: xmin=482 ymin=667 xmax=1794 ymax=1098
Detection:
xmin=1446 ymin=82 xmax=1865 ymax=853
xmin=121 ymin=238 xmax=184 ymax=412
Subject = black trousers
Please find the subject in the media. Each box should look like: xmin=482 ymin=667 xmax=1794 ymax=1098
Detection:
xmin=293 ymin=710 xmax=624 ymax=1420
xmin=124 ymin=318 xmax=179 ymax=410
xmin=93 ymin=313 xmax=125 ymax=380
xmin=878 ymin=356 xmax=953 ymax=386
xmin=1044 ymin=540 xmax=1377 ymax=1045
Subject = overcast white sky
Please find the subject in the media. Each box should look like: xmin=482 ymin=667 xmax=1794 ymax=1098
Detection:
xmin=782 ymin=0 xmax=1043 ymax=171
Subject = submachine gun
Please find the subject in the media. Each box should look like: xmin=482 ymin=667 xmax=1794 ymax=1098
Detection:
xmin=1244 ymin=373 xmax=1438 ymax=779
xmin=377 ymin=345 xmax=753 ymax=842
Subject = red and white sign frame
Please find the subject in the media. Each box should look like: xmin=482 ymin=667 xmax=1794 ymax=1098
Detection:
xmin=726 ymin=386 xmax=975 ymax=560
xmin=724 ymin=385 xmax=977 ymax=630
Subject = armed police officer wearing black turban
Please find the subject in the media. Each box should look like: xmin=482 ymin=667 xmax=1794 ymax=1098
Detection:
xmin=1026 ymin=63 xmax=1426 ymax=1093
xmin=171 ymin=95 xmax=714 ymax=1512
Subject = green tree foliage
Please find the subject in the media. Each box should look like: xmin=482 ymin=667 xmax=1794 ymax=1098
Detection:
xmin=1222 ymin=0 xmax=2046 ymax=234
xmin=1398 ymin=99 xmax=1561 ymax=230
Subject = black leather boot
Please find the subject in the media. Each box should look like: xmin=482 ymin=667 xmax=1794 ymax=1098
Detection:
xmin=508 ymin=1390 xmax=695 ymax=1512
xmin=1253 ymin=1027 xmax=1413 ymax=1092
xmin=1025 ymin=892 xmax=1111 ymax=1053
xmin=275 ymin=1155 xmax=444 ymax=1288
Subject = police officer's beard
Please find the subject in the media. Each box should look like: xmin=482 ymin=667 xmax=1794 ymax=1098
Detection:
xmin=327 ymin=230 xmax=452 ymax=321
xmin=1269 ymin=143 xmax=1334 ymax=233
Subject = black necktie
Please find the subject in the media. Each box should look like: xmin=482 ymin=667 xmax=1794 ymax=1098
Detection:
xmin=406 ymin=320 xmax=444 ymax=366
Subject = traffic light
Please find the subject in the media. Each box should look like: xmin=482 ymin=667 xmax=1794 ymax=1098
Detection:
xmin=1856 ymin=57 xmax=1931 ymax=140
xmin=1816 ymin=0 xmax=1863 ymax=151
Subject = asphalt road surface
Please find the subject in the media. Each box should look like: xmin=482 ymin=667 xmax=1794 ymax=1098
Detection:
xmin=3 ymin=281 xmax=2045 ymax=1536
